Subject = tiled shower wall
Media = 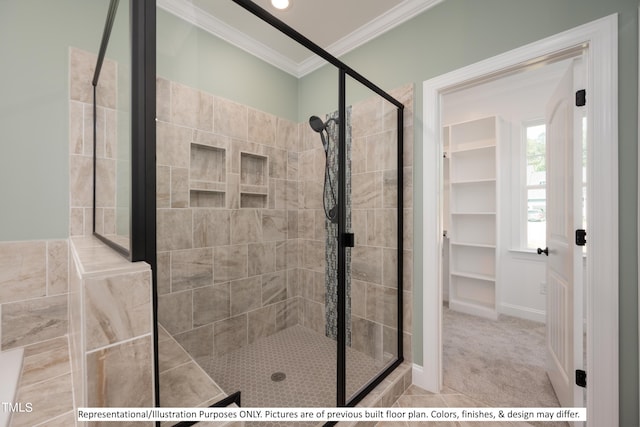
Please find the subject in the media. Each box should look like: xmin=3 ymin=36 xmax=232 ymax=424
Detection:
xmin=68 ymin=47 xmax=118 ymax=238
xmin=156 ymin=77 xmax=414 ymax=364
xmin=156 ymin=77 xmax=303 ymax=359
xmin=347 ymin=84 xmax=414 ymax=364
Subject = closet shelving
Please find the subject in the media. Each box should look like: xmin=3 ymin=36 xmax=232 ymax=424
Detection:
xmin=445 ymin=116 xmax=499 ymax=320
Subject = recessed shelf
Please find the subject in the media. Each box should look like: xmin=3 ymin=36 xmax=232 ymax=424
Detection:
xmin=190 ymin=189 xmax=225 ymax=208
xmin=240 ymin=152 xmax=268 ymax=186
xmin=240 ymin=193 xmax=267 ymax=209
xmin=190 ymin=143 xmax=226 ymax=183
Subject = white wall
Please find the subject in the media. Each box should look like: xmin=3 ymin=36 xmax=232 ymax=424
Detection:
xmin=442 ymin=59 xmax=572 ymax=322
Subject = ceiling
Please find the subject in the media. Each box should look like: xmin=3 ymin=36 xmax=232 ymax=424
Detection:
xmin=157 ymin=0 xmax=443 ymax=77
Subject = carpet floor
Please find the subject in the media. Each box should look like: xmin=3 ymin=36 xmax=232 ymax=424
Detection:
xmin=443 ymin=306 xmax=569 ymax=427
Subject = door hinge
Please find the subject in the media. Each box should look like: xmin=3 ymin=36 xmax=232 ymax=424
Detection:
xmin=575 ymin=229 xmax=587 ymax=246
xmin=576 ymin=369 xmax=587 ymax=388
xmin=576 ymin=89 xmax=586 ymax=107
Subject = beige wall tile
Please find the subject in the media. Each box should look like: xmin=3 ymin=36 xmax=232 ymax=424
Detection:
xmin=47 ymin=240 xmax=69 ymax=296
xmin=214 ymin=245 xmax=248 ymax=284
xmin=157 ymin=251 xmax=171 ymax=295
xmin=248 ymin=305 xmax=276 ymax=344
xmin=0 ymin=241 xmax=46 ymax=304
xmin=193 ymin=283 xmax=230 ymax=327
xmin=95 ymin=158 xmax=116 ymax=208
xmin=248 ymin=242 xmax=276 ymax=276
xmin=174 ymin=325 xmax=214 ymax=360
xmin=171 ymin=248 xmax=213 ymax=291
xmin=213 ymin=314 xmax=247 ymax=355
xmin=193 ymin=209 xmax=231 ymax=248
xmin=351 ymin=315 xmax=382 ymax=361
xmin=352 ymin=172 xmax=382 ymax=209
xmin=352 ymin=246 xmax=382 ymax=285
xmin=215 ymin=97 xmax=248 ymax=140
xmin=277 ymin=117 xmax=298 ymax=152
xmin=262 ymin=271 xmax=287 ymax=306
xmin=156 ymin=121 xmax=191 ymax=169
xmin=248 ymin=108 xmax=276 ymax=146
xmin=69 ymin=47 xmax=95 ymax=104
xmin=1 ymin=294 xmax=67 ymax=350
xmin=69 ymin=100 xmax=84 ymax=155
xmin=366 ymin=130 xmax=397 ymax=172
xmin=86 ymin=336 xmax=153 ymax=407
xmin=158 ymin=290 xmax=192 ymax=335
xmin=85 ymin=270 xmax=151 ymax=350
xmin=230 ymin=209 xmax=261 ymax=244
xmin=230 ymin=276 xmax=261 ymax=316
xmin=157 ymin=165 xmax=170 ymax=208
xmin=171 ymin=167 xmax=189 ymax=208
xmin=69 ymin=154 xmax=93 ymax=208
xmin=275 ymin=297 xmax=299 ymax=331
xmin=198 ymin=92 xmax=214 ymax=132
xmin=352 ymin=96 xmax=384 ymax=139
xmin=157 ymin=209 xmax=193 ymax=251
xmin=262 ymin=209 xmax=287 ymax=241
xmin=171 ymin=82 xmax=200 ymax=129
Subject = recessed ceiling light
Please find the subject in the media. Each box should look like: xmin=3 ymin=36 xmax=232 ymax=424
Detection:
xmin=271 ymin=0 xmax=290 ymax=10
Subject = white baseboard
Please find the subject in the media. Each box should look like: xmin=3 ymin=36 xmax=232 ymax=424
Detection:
xmin=499 ymin=302 xmax=545 ymax=323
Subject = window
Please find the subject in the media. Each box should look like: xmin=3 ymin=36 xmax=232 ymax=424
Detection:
xmin=525 ymin=123 xmax=546 ymax=250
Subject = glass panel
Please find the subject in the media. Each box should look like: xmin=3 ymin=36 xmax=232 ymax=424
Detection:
xmin=345 ymin=75 xmax=400 ymax=402
xmin=156 ymin=2 xmax=340 ymax=414
xmin=527 ymin=188 xmax=546 ymax=249
xmin=526 ymin=124 xmax=546 ymax=186
xmin=94 ymin=0 xmax=131 ymax=252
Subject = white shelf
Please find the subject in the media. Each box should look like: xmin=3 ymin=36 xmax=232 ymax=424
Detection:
xmin=450 ymin=178 xmax=496 ymax=185
xmin=451 ymin=212 xmax=496 ymax=216
xmin=450 ymin=271 xmax=495 ymax=282
xmin=446 ymin=116 xmax=499 ymax=319
xmin=450 ymin=241 xmax=496 ymax=249
xmin=450 ymin=142 xmax=496 ymax=154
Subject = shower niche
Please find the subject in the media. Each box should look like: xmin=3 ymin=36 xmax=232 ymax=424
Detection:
xmin=190 ymin=143 xmax=227 ymax=208
xmin=240 ymin=152 xmax=269 ymax=208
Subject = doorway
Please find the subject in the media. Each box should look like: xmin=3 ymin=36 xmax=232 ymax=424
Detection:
xmin=418 ymin=14 xmax=619 ymax=425
xmin=439 ymin=56 xmax=582 ymax=408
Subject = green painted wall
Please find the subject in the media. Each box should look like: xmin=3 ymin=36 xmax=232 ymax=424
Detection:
xmin=0 ymin=1 xmax=299 ymax=241
xmin=298 ymin=0 xmax=638 ymax=424
xmin=0 ymin=0 xmax=110 ymax=240
xmin=157 ymin=8 xmax=299 ymax=122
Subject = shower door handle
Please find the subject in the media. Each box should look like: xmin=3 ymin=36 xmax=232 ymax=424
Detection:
xmin=341 ymin=233 xmax=355 ymax=248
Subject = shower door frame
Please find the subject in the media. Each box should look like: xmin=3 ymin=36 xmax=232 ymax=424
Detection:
xmin=231 ymin=0 xmax=405 ymax=409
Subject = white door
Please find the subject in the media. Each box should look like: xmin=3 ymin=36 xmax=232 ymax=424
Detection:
xmin=544 ymin=59 xmax=584 ymax=409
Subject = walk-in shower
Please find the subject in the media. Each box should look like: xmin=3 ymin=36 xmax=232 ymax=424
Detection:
xmin=153 ymin=0 xmax=406 ymax=421
xmin=93 ymin=0 xmax=410 ymax=424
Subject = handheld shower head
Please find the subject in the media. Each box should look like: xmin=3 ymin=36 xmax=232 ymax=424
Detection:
xmin=309 ymin=115 xmax=339 ymax=153
xmin=309 ymin=115 xmax=326 ymax=133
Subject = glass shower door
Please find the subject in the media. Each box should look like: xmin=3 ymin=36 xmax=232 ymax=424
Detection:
xmin=341 ymin=73 xmax=404 ymax=404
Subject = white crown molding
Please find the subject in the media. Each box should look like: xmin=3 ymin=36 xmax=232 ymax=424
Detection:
xmin=158 ymin=0 xmax=442 ymax=78
xmin=298 ymin=0 xmax=444 ymax=76
xmin=157 ymin=0 xmax=300 ymax=76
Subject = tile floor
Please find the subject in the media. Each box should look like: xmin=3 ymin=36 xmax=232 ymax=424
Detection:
xmin=9 ymin=336 xmax=75 ymax=427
